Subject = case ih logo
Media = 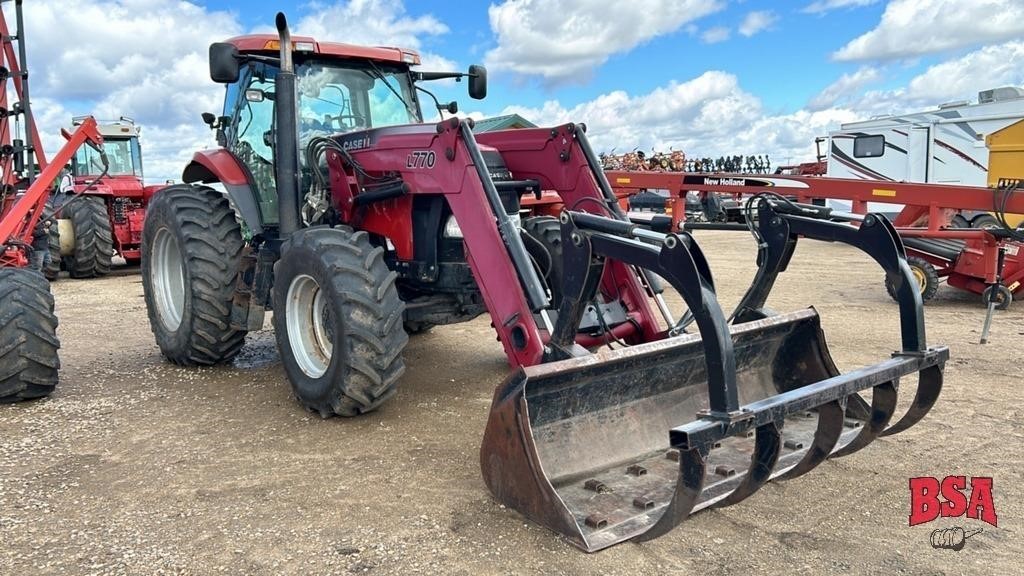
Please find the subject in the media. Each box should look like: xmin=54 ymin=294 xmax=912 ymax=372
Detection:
xmin=910 ymin=476 xmax=997 ymax=551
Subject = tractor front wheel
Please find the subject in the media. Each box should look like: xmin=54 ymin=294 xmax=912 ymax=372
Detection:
xmin=63 ymin=196 xmax=113 ymax=278
xmin=0 ymin=268 xmax=60 ymax=403
xmin=272 ymin=226 xmax=408 ymax=417
xmin=141 ymin=185 xmax=247 ymax=365
xmin=522 ymin=216 xmax=565 ymax=308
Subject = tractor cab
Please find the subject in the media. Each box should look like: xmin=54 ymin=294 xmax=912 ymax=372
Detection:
xmin=69 ymin=116 xmax=143 ymax=183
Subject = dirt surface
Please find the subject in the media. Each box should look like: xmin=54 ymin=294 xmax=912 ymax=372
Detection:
xmin=2 ymin=233 xmax=1021 ymax=575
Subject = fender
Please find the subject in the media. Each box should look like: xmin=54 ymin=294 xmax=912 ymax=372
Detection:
xmin=182 ymin=148 xmax=265 ymax=235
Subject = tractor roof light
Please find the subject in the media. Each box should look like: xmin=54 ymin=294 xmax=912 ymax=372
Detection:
xmin=263 ymin=40 xmax=316 ymax=52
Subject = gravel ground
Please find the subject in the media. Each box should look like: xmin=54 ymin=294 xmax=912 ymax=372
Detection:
xmin=1 ymin=233 xmax=1021 ymax=575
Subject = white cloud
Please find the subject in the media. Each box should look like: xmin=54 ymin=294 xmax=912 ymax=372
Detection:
xmin=701 ymin=27 xmax=731 ymax=44
xmin=808 ymin=66 xmax=881 ymax=110
xmin=738 ymin=10 xmax=777 ymax=37
xmin=497 ymin=39 xmax=1024 ymax=166
xmin=485 ymin=0 xmax=724 ymax=83
xmin=834 ymin=0 xmax=1024 ymax=61
xmin=802 ymin=0 xmax=880 ymax=14
xmin=293 ymin=0 xmax=457 ymax=72
xmin=6 ymin=0 xmax=457 ymax=182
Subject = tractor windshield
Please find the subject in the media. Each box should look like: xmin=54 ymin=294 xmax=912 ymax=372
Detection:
xmin=72 ymin=137 xmax=142 ymax=178
xmin=296 ymin=60 xmax=420 ymax=139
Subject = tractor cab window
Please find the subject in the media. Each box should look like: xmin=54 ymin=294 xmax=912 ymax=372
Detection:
xmin=296 ymin=61 xmax=419 ymax=141
xmin=72 ymin=137 xmax=142 ymax=178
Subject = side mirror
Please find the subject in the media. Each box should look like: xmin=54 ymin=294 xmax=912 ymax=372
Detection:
xmin=201 ymin=112 xmax=217 ymax=127
xmin=446 ymin=101 xmax=458 ymax=114
xmin=210 ymin=42 xmax=240 ymax=84
xmin=468 ymin=64 xmax=487 ymax=100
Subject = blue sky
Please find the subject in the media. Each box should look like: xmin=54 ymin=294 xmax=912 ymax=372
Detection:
xmin=9 ymin=0 xmax=1024 ymax=180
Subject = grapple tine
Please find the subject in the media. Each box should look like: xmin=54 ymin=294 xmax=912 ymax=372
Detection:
xmin=881 ymin=365 xmax=943 ymax=437
xmin=832 ymin=381 xmax=898 ymax=457
xmin=711 ymin=422 xmax=782 ymax=508
xmin=778 ymin=400 xmax=845 ymax=481
xmin=632 ymin=448 xmax=707 ymax=543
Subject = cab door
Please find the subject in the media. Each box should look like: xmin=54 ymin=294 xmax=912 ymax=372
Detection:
xmin=224 ymin=63 xmax=279 ymax=226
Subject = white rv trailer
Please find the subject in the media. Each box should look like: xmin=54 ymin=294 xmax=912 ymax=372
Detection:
xmin=826 ymin=86 xmax=1024 ymax=186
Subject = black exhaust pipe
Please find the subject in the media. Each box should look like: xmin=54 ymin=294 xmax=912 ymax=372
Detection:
xmin=274 ymin=12 xmax=301 ymax=236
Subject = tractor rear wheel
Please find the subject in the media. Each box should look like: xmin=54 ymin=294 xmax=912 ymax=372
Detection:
xmin=141 ymin=185 xmax=247 ymax=365
xmin=0 ymin=268 xmax=60 ymax=403
xmin=63 ymin=196 xmax=113 ymax=278
xmin=272 ymin=226 xmax=407 ymax=417
xmin=522 ymin=216 xmax=564 ymax=308
xmin=885 ymin=256 xmax=939 ymax=303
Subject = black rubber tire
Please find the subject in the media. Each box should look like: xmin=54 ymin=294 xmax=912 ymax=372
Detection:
xmin=403 ymin=320 xmax=434 ymax=335
xmin=885 ymin=256 xmax=940 ymax=303
xmin=63 ymin=196 xmax=113 ymax=278
xmin=949 ymin=214 xmax=970 ymax=229
xmin=982 ymin=284 xmax=1012 ymax=311
xmin=0 ymin=268 xmax=60 ymax=403
xmin=522 ymin=216 xmax=564 ymax=308
xmin=42 ymin=200 xmax=61 ymax=281
xmin=272 ymin=226 xmax=407 ymax=417
xmin=971 ymin=214 xmax=1002 ymax=230
xmin=141 ymin=185 xmax=247 ymax=365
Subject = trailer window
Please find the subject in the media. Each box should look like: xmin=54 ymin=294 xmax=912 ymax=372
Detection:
xmin=853 ymin=135 xmax=885 ymax=158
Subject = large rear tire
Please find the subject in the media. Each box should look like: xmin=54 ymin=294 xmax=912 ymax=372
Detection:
xmin=141 ymin=185 xmax=247 ymax=365
xmin=63 ymin=196 xmax=113 ymax=278
xmin=272 ymin=226 xmax=407 ymax=417
xmin=0 ymin=268 xmax=60 ymax=403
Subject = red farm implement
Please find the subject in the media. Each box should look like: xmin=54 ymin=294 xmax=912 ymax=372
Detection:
xmin=0 ymin=0 xmax=106 ymax=402
xmin=609 ymin=170 xmax=1024 ymax=310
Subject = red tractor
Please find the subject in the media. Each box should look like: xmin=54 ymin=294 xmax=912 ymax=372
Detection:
xmin=141 ymin=13 xmax=948 ymax=551
xmin=48 ymin=117 xmax=158 ymax=279
xmin=0 ymin=1 xmax=106 ymax=402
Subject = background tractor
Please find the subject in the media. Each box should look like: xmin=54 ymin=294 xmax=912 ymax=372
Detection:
xmin=47 ymin=117 xmax=159 ymax=279
xmin=141 ymin=13 xmax=948 ymax=550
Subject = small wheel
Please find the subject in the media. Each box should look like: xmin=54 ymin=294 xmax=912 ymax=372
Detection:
xmin=981 ymin=284 xmax=1012 ymax=310
xmin=949 ymin=214 xmax=970 ymax=229
xmin=885 ymin=256 xmax=939 ymax=302
xmin=971 ymin=214 xmax=1002 ymax=230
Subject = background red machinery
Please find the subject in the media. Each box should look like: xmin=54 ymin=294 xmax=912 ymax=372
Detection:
xmin=0 ymin=0 xmax=106 ymax=403
xmin=606 ymin=169 xmax=1024 ymax=308
xmin=51 ymin=117 xmax=161 ymax=277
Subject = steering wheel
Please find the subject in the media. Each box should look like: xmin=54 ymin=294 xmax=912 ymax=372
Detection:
xmin=325 ymin=114 xmax=367 ymax=131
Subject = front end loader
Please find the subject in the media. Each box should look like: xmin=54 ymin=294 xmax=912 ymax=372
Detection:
xmin=141 ymin=13 xmax=948 ymax=551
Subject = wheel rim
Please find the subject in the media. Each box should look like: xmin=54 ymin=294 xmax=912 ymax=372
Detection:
xmin=911 ymin=267 xmax=927 ymax=293
xmin=151 ymin=228 xmax=185 ymax=331
xmin=286 ymin=274 xmax=332 ymax=378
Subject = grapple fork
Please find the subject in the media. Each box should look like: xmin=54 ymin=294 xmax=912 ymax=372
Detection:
xmin=480 ymin=198 xmax=948 ymax=552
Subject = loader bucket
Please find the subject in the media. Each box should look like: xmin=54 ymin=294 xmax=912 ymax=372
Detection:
xmin=480 ymin=202 xmax=948 ymax=552
xmin=480 ymin=309 xmax=945 ymax=551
